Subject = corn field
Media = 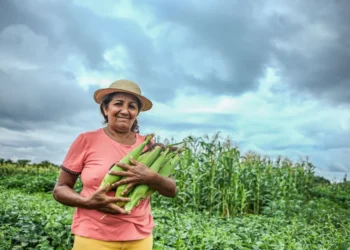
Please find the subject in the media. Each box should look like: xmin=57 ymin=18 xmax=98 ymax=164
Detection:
xmin=152 ymin=134 xmax=315 ymax=217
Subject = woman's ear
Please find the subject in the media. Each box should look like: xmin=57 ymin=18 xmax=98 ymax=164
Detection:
xmin=102 ymin=105 xmax=108 ymax=116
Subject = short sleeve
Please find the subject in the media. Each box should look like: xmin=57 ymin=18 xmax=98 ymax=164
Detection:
xmin=61 ymin=134 xmax=88 ymax=175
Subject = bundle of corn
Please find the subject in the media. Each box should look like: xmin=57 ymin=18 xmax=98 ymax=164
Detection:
xmin=99 ymin=134 xmax=184 ymax=212
xmin=124 ymin=147 xmax=183 ymax=212
xmin=100 ymin=134 xmax=154 ymax=188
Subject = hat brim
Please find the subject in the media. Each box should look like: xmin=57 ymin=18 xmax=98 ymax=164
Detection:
xmin=94 ymin=88 xmax=152 ymax=111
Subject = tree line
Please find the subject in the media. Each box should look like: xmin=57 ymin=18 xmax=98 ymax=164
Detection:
xmin=0 ymin=158 xmax=58 ymax=168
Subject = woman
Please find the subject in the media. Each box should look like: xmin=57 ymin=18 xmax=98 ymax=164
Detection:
xmin=53 ymin=79 xmax=177 ymax=250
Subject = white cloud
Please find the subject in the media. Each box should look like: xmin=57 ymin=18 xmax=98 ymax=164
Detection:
xmin=73 ymin=45 xmax=136 ymax=90
xmin=103 ymin=45 xmax=135 ymax=76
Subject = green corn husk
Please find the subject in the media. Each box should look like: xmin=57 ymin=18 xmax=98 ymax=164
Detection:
xmin=124 ymin=148 xmax=170 ymax=212
xmin=143 ymin=153 xmax=181 ymax=198
xmin=99 ymin=134 xmax=154 ymax=188
xmin=163 ymin=151 xmax=176 ymax=163
xmin=155 ymin=151 xmax=176 ymax=170
xmin=137 ymin=151 xmax=151 ymax=163
xmin=115 ymin=146 xmax=164 ymax=207
xmin=159 ymin=153 xmax=181 ymax=177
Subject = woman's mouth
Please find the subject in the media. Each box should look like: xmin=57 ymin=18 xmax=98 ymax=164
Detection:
xmin=117 ymin=117 xmax=130 ymax=121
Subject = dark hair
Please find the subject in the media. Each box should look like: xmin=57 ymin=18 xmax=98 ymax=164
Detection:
xmin=100 ymin=92 xmax=141 ymax=133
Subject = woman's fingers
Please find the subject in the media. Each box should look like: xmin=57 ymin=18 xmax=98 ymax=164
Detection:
xmin=108 ymin=170 xmax=132 ymax=177
xmin=98 ymin=205 xmax=129 ymax=215
xmin=152 ymin=143 xmax=166 ymax=150
xmin=129 ymin=156 xmax=138 ymax=165
xmin=98 ymin=197 xmax=131 ymax=214
xmin=107 ymin=196 xmax=131 ymax=203
xmin=112 ymin=177 xmax=138 ymax=188
xmin=97 ymin=184 xmax=111 ymax=193
xmin=169 ymin=146 xmax=178 ymax=152
xmin=97 ymin=207 xmax=114 ymax=214
xmin=114 ymin=162 xmax=131 ymax=170
xmin=122 ymin=183 xmax=136 ymax=196
xmin=109 ymin=204 xmax=130 ymax=214
xmin=146 ymin=140 xmax=153 ymax=152
xmin=130 ymin=157 xmax=149 ymax=170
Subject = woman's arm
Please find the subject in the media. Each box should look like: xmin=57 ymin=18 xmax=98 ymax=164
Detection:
xmin=53 ymin=169 xmax=131 ymax=214
xmin=146 ymin=172 xmax=177 ymax=198
xmin=53 ymin=169 xmax=89 ymax=208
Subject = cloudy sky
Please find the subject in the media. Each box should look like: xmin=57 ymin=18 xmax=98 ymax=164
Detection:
xmin=0 ymin=0 xmax=349 ymax=181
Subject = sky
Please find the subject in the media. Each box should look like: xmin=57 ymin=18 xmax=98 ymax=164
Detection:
xmin=0 ymin=0 xmax=349 ymax=181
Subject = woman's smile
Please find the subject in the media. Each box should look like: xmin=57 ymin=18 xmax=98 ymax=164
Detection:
xmin=116 ymin=117 xmax=131 ymax=121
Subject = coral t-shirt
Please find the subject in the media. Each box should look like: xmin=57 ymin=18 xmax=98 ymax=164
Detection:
xmin=61 ymin=128 xmax=154 ymax=241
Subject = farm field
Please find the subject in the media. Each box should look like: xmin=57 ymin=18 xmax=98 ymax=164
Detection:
xmin=0 ymin=136 xmax=349 ymax=250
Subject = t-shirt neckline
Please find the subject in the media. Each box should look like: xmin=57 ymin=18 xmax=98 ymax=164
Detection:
xmin=100 ymin=128 xmax=138 ymax=148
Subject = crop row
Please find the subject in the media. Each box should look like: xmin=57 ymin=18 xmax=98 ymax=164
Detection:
xmin=1 ymin=189 xmax=349 ymax=250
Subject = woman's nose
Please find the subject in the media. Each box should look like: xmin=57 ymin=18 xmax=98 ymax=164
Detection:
xmin=120 ymin=105 xmax=129 ymax=114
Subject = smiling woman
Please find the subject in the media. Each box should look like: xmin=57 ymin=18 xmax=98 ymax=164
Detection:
xmin=52 ymin=79 xmax=177 ymax=250
xmin=101 ymin=92 xmax=141 ymax=143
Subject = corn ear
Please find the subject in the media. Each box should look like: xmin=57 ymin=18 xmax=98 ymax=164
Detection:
xmin=124 ymin=148 xmax=169 ymax=212
xmin=159 ymin=153 xmax=181 ymax=177
xmin=115 ymin=146 xmax=163 ymax=206
xmin=137 ymin=151 xmax=151 ymax=163
xmin=163 ymin=152 xmax=176 ymax=164
xmin=99 ymin=134 xmax=154 ymax=188
xmin=143 ymin=153 xmax=181 ymax=198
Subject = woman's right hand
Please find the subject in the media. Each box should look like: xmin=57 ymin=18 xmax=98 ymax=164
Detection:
xmin=85 ymin=184 xmax=131 ymax=214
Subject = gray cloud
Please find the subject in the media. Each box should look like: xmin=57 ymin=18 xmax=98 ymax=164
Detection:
xmin=267 ymin=1 xmax=350 ymax=106
xmin=0 ymin=0 xmax=159 ymax=130
xmin=0 ymin=0 xmax=184 ymax=105
xmin=0 ymin=0 xmax=156 ymax=70
xmin=0 ymin=68 xmax=94 ymax=130
xmin=132 ymin=0 xmax=279 ymax=96
xmin=131 ymin=0 xmax=350 ymax=105
xmin=2 ymin=0 xmax=349 ymax=105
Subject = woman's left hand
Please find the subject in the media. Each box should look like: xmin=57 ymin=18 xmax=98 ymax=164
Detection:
xmin=109 ymin=157 xmax=155 ymax=195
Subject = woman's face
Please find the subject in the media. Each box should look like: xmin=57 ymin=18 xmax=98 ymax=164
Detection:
xmin=103 ymin=93 xmax=140 ymax=133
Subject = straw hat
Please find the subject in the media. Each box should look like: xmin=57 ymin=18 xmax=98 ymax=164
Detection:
xmin=93 ymin=79 xmax=153 ymax=111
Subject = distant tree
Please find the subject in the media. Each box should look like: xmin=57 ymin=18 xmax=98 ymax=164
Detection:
xmin=4 ymin=159 xmax=13 ymax=165
xmin=39 ymin=160 xmax=54 ymax=168
xmin=313 ymin=175 xmax=331 ymax=185
xmin=17 ymin=159 xmax=31 ymax=167
xmin=0 ymin=158 xmax=4 ymax=165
